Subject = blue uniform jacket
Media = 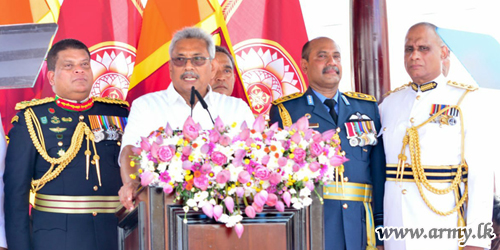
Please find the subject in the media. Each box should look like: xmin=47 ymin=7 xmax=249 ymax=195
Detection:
xmin=4 ymin=98 xmax=128 ymax=250
xmin=269 ymin=88 xmax=385 ymax=250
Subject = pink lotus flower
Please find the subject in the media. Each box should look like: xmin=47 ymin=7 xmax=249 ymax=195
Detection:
xmin=261 ymin=155 xmax=270 ymax=165
xmin=292 ymin=148 xmax=306 ymax=163
xmin=252 ymin=115 xmax=266 ymax=133
xmin=253 ymin=193 xmax=266 ymax=207
xmin=200 ymin=144 xmax=210 ymax=154
xmin=235 ymin=223 xmax=244 ymax=239
xmin=131 ymin=146 xmax=142 ymax=155
xmin=254 ymin=166 xmax=270 ymax=180
xmin=150 ymin=142 xmax=159 ymax=159
xmin=239 ymin=128 xmax=250 ymax=141
xmin=252 ymin=202 xmax=263 ymax=213
xmin=236 ymin=187 xmax=245 ymax=197
xmin=163 ymin=184 xmax=173 ymax=194
xmin=157 ymin=146 xmax=174 ymax=162
xmin=194 ymin=175 xmax=209 ymax=191
xmin=309 ymin=162 xmax=321 ymax=172
xmin=225 ymin=197 xmax=235 ymax=213
xmin=259 ymin=190 xmax=269 ymax=201
xmin=211 ymin=151 xmax=228 ymax=166
xmin=269 ymin=172 xmax=282 ymax=186
xmin=219 ymin=135 xmax=231 ymax=146
xmin=182 ymin=116 xmax=200 ymax=141
xmin=305 ymin=181 xmax=315 ymax=191
xmin=296 ymin=116 xmax=309 ymax=132
xmin=182 ymin=161 xmax=193 ymax=170
xmin=208 ymin=129 xmax=220 ymax=143
xmin=322 ymin=129 xmax=336 ymax=142
xmin=291 ymin=131 xmax=301 ymax=144
xmin=312 ymin=133 xmax=323 ymax=143
xmin=140 ymin=171 xmax=155 ymax=186
xmin=214 ymin=117 xmax=225 ymax=132
xmin=213 ymin=205 xmax=223 ymax=221
xmin=165 ymin=123 xmax=173 ymax=137
xmin=216 ymin=170 xmax=230 ymax=184
xmin=282 ymin=192 xmax=291 ymax=207
xmin=245 ymin=206 xmax=256 ymax=218
xmin=275 ymin=201 xmax=285 ymax=212
xmin=237 ymin=171 xmax=251 ymax=184
xmin=330 ymin=155 xmax=349 ymax=166
xmin=202 ymin=203 xmax=214 ymax=218
xmin=155 ymin=135 xmax=163 ymax=145
xmin=140 ymin=137 xmax=151 ymax=151
xmin=182 ymin=146 xmax=192 ymax=156
xmin=278 ymin=157 xmax=288 ymax=167
xmin=240 ymin=121 xmax=248 ymax=130
xmin=292 ymin=164 xmax=300 ymax=172
xmin=266 ymin=193 xmax=278 ymax=207
xmin=304 ymin=129 xmax=314 ymax=141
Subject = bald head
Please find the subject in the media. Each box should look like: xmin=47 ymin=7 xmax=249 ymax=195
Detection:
xmin=404 ymin=22 xmax=449 ymax=84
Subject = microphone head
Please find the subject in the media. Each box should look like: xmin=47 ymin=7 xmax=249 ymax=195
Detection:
xmin=190 ymin=86 xmax=195 ymax=106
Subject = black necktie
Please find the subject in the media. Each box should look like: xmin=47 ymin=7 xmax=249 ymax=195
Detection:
xmin=324 ymin=99 xmax=338 ymax=124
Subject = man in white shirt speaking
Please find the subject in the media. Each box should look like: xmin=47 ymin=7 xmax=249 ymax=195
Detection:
xmin=118 ymin=27 xmax=255 ymax=210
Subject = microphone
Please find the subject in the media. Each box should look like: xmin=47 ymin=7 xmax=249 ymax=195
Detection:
xmin=194 ymin=88 xmax=215 ymax=125
xmin=190 ymin=86 xmax=195 ymax=117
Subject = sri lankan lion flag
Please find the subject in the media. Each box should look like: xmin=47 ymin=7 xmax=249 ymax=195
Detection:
xmin=126 ymin=0 xmax=249 ymax=104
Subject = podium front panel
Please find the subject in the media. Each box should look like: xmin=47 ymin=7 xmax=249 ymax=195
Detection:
xmin=117 ymin=186 xmax=324 ymax=250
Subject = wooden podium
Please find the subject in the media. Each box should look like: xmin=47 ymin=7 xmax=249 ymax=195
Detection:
xmin=116 ymin=186 xmax=324 ymax=250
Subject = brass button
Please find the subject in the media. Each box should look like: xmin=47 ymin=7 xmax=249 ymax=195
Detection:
xmin=117 ymin=141 xmax=121 ymax=146
xmin=305 ymin=113 xmax=311 ymax=119
xmin=93 ymin=185 xmax=98 ymax=191
xmin=402 ymin=189 xmax=407 ymax=195
xmin=343 ymin=177 xmax=349 ymax=182
xmin=410 ymin=117 xmax=415 ymax=123
xmin=416 ymin=95 xmax=421 ymax=100
xmin=58 ymin=141 xmax=63 ymax=147
xmin=91 ymin=160 xmax=96 ymax=165
xmin=362 ymin=148 xmax=368 ymax=152
xmin=341 ymin=151 xmax=346 ymax=156
xmin=383 ymin=127 xmax=387 ymax=131
xmin=343 ymin=203 xmax=348 ymax=209
xmin=79 ymin=115 xmax=84 ymax=121
xmin=92 ymin=211 xmax=97 ymax=216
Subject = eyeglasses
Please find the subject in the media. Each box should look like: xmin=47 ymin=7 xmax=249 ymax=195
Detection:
xmin=171 ymin=56 xmax=211 ymax=67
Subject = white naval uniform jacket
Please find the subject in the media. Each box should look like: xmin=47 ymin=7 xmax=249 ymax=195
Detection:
xmin=379 ymin=75 xmax=493 ymax=250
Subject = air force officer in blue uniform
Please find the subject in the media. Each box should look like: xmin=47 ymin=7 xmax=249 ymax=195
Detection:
xmin=269 ymin=37 xmax=386 ymax=250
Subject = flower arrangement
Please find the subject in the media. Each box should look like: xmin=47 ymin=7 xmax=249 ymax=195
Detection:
xmin=129 ymin=115 xmax=348 ymax=238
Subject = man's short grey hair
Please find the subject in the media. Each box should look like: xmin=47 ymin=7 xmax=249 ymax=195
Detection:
xmin=169 ymin=27 xmax=215 ymax=59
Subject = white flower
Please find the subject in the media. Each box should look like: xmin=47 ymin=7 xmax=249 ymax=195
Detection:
xmin=186 ymin=199 xmax=197 ymax=208
xmin=292 ymin=202 xmax=303 ymax=210
xmin=302 ymin=197 xmax=312 ymax=206
xmin=183 ymin=206 xmax=189 ymax=212
xmin=209 ymin=199 xmax=216 ymax=205
xmin=291 ymin=197 xmax=298 ymax=204
xmin=289 ymin=188 xmax=297 ymax=194
xmin=299 ymin=188 xmax=311 ymax=197
xmin=219 ymin=214 xmax=229 ymax=223
xmin=183 ymin=218 xmax=188 ymax=224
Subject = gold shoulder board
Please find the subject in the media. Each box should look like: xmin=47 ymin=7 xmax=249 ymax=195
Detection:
xmin=15 ymin=97 xmax=55 ymax=110
xmin=343 ymin=91 xmax=377 ymax=102
xmin=11 ymin=115 xmax=19 ymax=124
xmin=272 ymin=92 xmax=304 ymax=105
xmin=447 ymin=81 xmax=478 ymax=91
xmin=93 ymin=97 xmax=130 ymax=107
xmin=383 ymin=82 xmax=411 ymax=97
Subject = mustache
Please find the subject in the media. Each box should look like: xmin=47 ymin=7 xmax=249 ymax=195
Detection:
xmin=181 ymin=71 xmax=200 ymax=79
xmin=323 ymin=66 xmax=340 ymax=75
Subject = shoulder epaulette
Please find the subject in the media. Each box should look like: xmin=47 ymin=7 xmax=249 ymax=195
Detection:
xmin=272 ymin=92 xmax=304 ymax=105
xmin=447 ymin=80 xmax=478 ymax=91
xmin=15 ymin=97 xmax=55 ymax=110
xmin=383 ymin=82 xmax=411 ymax=97
xmin=343 ymin=91 xmax=377 ymax=102
xmin=93 ymin=97 xmax=130 ymax=107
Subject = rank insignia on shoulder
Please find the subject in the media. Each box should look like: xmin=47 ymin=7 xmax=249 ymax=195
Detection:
xmin=306 ymin=95 xmax=314 ymax=105
xmin=344 ymin=112 xmax=378 ymax=147
xmin=272 ymin=92 xmax=305 ymax=105
xmin=447 ymin=81 xmax=478 ymax=91
xmin=93 ymin=97 xmax=130 ymax=107
xmin=11 ymin=115 xmax=19 ymax=124
xmin=343 ymin=92 xmax=377 ymax=102
xmin=15 ymin=97 xmax=55 ymax=110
